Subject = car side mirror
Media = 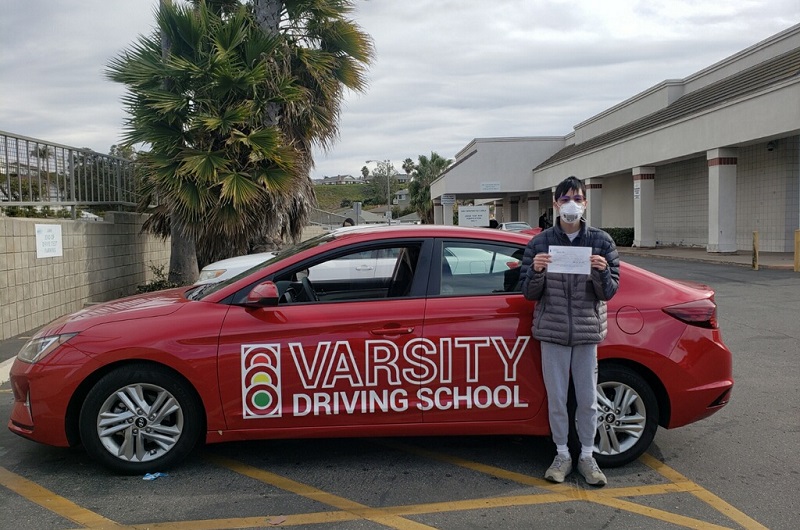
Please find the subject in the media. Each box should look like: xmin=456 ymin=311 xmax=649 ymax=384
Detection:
xmin=243 ymin=281 xmax=280 ymax=308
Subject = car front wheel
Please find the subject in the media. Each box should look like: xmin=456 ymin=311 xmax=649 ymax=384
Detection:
xmin=79 ymin=364 xmax=202 ymax=474
xmin=593 ymin=365 xmax=659 ymax=468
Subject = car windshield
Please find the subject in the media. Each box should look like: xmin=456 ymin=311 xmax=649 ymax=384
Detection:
xmin=187 ymin=233 xmax=337 ymax=300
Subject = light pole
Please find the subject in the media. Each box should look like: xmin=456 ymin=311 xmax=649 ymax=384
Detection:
xmin=365 ymin=159 xmax=392 ymax=225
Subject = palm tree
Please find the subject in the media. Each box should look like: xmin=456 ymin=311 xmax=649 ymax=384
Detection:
xmin=30 ymin=146 xmax=53 ymax=200
xmin=252 ymin=0 xmax=374 ymax=220
xmin=409 ymin=152 xmax=452 ymax=224
xmin=108 ymin=0 xmax=373 ymax=277
xmin=402 ymin=158 xmax=414 ymax=175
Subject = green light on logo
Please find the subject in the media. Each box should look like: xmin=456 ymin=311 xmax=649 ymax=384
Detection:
xmin=253 ymin=390 xmax=272 ymax=408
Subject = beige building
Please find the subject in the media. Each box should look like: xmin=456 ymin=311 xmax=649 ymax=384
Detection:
xmin=432 ymin=23 xmax=800 ymax=253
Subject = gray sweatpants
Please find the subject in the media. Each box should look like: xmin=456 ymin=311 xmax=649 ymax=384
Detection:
xmin=540 ymin=342 xmax=599 ymax=449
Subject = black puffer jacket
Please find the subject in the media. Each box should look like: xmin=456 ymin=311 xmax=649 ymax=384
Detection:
xmin=520 ymin=220 xmax=620 ymax=346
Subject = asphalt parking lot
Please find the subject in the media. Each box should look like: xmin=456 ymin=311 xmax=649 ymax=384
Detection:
xmin=1 ymin=255 xmax=798 ymax=530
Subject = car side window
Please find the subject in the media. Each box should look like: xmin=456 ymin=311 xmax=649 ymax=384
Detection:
xmin=273 ymin=244 xmax=419 ymax=303
xmin=440 ymin=242 xmax=524 ymax=296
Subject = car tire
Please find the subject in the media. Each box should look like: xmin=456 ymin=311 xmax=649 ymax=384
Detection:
xmin=79 ymin=363 xmax=202 ymax=474
xmin=593 ymin=365 xmax=659 ymax=468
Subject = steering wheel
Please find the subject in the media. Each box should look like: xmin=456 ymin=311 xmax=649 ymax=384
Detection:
xmin=301 ymin=276 xmax=318 ymax=302
xmin=279 ymin=288 xmax=294 ymax=305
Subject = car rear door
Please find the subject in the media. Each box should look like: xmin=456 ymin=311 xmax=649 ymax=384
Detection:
xmin=420 ymin=239 xmax=547 ymax=425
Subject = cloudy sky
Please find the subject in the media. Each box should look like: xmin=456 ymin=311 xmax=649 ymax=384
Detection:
xmin=1 ymin=1 xmax=797 ymax=179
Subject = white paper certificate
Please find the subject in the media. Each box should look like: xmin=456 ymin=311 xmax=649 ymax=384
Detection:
xmin=547 ymin=245 xmax=591 ymax=275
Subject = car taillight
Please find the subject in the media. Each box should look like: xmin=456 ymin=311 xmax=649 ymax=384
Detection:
xmin=662 ymin=299 xmax=718 ymax=329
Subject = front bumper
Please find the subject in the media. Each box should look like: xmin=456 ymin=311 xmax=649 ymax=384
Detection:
xmin=7 ymin=345 xmax=98 ymax=447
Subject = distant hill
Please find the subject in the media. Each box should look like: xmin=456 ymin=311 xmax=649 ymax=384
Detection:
xmin=313 ymin=184 xmax=370 ymax=212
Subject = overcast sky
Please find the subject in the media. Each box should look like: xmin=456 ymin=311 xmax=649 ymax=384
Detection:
xmin=1 ymin=1 xmax=797 ymax=179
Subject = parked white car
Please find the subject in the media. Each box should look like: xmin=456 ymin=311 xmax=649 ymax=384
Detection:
xmin=498 ymin=221 xmax=532 ymax=232
xmin=195 ymin=252 xmax=276 ymax=285
xmin=195 ymin=225 xmax=398 ymax=286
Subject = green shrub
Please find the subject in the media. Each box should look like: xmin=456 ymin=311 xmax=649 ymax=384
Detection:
xmin=137 ymin=264 xmax=179 ymax=293
xmin=603 ymin=227 xmax=634 ymax=247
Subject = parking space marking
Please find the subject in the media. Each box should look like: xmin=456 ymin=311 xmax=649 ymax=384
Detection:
xmin=126 ymin=511 xmax=357 ymax=529
xmin=383 ymin=440 xmax=768 ymax=530
xmin=205 ymin=454 xmax=437 ymax=530
xmin=0 ymin=466 xmax=120 ymax=528
xmin=0 ymin=446 xmax=768 ymax=530
xmin=640 ymin=454 xmax=769 ymax=530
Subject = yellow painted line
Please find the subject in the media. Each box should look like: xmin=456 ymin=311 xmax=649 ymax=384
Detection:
xmin=590 ymin=495 xmax=734 ymax=530
xmin=0 ymin=466 xmax=121 ymax=528
xmin=382 ymin=441 xmax=746 ymax=529
xmin=0 ymin=389 xmax=12 ymax=393
xmin=641 ymin=454 xmax=769 ymax=530
xmin=379 ymin=439 xmax=560 ymax=489
xmin=205 ymin=454 xmax=436 ymax=530
xmin=127 ymin=510 xmax=356 ymax=529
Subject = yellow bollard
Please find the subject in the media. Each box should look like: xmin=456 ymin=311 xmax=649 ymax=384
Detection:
xmin=752 ymin=231 xmax=759 ymax=270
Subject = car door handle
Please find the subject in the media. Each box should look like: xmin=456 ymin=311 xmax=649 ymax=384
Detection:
xmin=355 ymin=265 xmax=374 ymax=271
xmin=371 ymin=326 xmax=415 ymax=336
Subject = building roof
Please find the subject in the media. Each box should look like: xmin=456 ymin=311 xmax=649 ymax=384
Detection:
xmin=535 ymin=46 xmax=800 ymax=170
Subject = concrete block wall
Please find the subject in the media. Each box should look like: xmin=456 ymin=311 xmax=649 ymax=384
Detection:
xmin=0 ymin=212 xmax=170 ymax=341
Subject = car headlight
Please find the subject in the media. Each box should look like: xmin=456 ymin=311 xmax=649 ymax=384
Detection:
xmin=17 ymin=333 xmax=78 ymax=364
xmin=198 ymin=269 xmax=225 ymax=282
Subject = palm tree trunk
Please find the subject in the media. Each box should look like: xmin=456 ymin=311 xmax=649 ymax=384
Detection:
xmin=161 ymin=0 xmax=198 ymax=284
xmin=168 ymin=216 xmax=198 ymax=285
xmin=254 ymin=0 xmax=282 ymax=126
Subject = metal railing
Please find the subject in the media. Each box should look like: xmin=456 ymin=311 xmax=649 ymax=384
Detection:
xmin=0 ymin=130 xmax=139 ymax=217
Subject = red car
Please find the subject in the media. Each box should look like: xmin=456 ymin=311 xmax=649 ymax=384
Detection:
xmin=8 ymin=225 xmax=733 ymax=474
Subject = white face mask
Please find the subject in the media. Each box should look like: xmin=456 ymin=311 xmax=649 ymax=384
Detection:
xmin=559 ymin=200 xmax=584 ymax=223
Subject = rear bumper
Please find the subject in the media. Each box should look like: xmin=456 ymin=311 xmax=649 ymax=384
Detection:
xmin=666 ymin=327 xmax=733 ymax=428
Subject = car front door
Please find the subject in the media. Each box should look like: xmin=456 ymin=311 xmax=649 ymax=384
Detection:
xmin=216 ymin=241 xmax=428 ymax=431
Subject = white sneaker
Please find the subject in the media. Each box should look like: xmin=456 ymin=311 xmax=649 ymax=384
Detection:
xmin=544 ymin=454 xmax=573 ymax=483
xmin=577 ymin=456 xmax=607 ymax=486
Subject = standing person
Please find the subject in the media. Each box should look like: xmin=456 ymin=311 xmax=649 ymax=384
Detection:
xmin=520 ymin=176 xmax=620 ymax=486
xmin=538 ymin=211 xmax=551 ymax=230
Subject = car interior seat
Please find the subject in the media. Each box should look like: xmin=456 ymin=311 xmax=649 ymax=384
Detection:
xmin=440 ymin=257 xmax=454 ymax=294
xmin=387 ymin=248 xmax=415 ymax=297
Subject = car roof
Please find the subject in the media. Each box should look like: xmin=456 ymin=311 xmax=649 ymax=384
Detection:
xmin=329 ymin=224 xmax=531 ymax=241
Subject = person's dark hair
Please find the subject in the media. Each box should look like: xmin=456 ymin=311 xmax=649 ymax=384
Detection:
xmin=343 ymin=218 xmax=355 ymax=227
xmin=554 ymin=176 xmax=585 ymax=199
xmin=489 ymin=219 xmax=499 ymax=229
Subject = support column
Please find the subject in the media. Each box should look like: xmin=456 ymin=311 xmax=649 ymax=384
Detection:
xmin=707 ymin=148 xmax=738 ymax=252
xmin=442 ymin=202 xmax=454 ymax=226
xmin=433 ymin=199 xmax=443 ymax=225
xmin=527 ymin=194 xmax=539 ymax=227
xmin=632 ymin=167 xmax=656 ymax=247
xmin=584 ymin=179 xmax=603 ymax=228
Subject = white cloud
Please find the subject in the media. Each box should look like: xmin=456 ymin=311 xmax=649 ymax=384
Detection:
xmin=1 ymin=0 xmax=797 ymax=180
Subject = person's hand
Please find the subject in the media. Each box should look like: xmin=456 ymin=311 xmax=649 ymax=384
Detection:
xmin=533 ymin=253 xmax=551 ymax=272
xmin=590 ymin=254 xmax=608 ymax=271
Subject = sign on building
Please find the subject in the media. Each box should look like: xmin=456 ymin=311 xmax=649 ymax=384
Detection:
xmin=441 ymin=194 xmax=456 ymax=205
xmin=35 ymin=224 xmax=63 ymax=258
xmin=458 ymin=205 xmax=490 ymax=227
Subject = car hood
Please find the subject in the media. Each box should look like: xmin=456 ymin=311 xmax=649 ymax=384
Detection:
xmin=42 ymin=287 xmax=190 ymax=335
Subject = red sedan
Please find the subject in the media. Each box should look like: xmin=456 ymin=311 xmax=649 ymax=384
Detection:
xmin=8 ymin=225 xmax=733 ymax=474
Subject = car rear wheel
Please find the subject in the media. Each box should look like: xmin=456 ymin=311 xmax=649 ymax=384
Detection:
xmin=593 ymin=365 xmax=659 ymax=468
xmin=79 ymin=364 xmax=202 ymax=474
